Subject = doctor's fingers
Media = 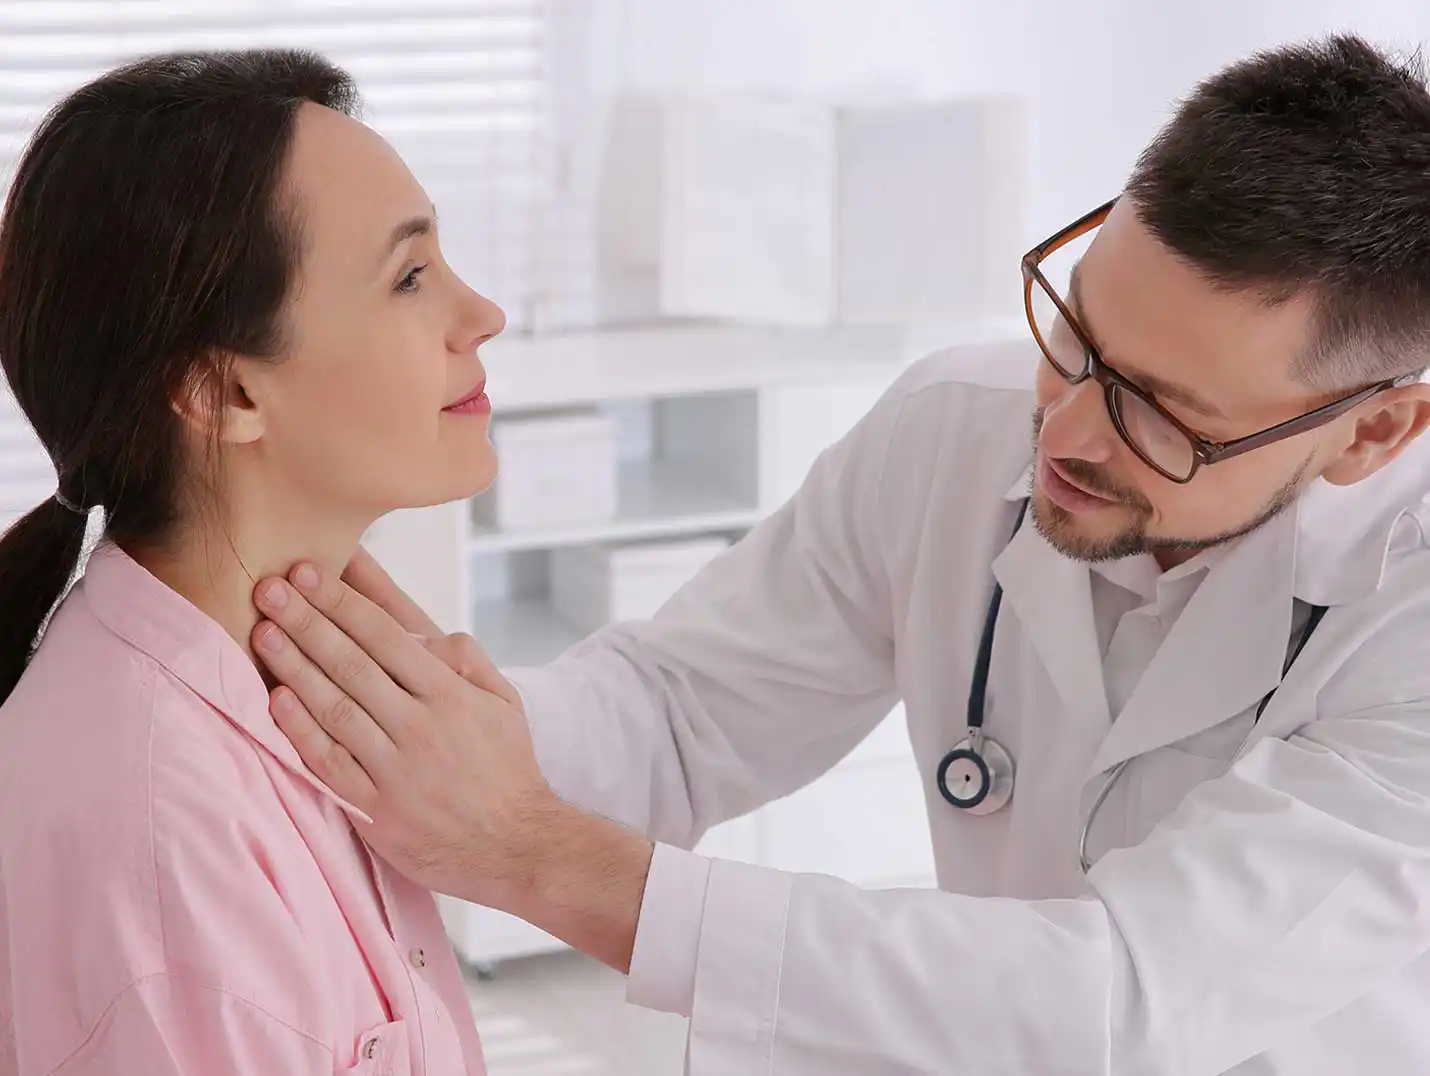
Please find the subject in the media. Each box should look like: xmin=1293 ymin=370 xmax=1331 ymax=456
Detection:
xmin=252 ymin=614 xmax=404 ymax=770
xmin=251 ymin=609 xmax=406 ymax=766
xmin=418 ymin=633 xmax=524 ymax=710
xmin=255 ymin=574 xmax=431 ymax=722
xmin=269 ymin=685 xmax=380 ymax=814
xmin=277 ymin=562 xmax=456 ymax=703
xmin=341 ymin=547 xmax=442 ymax=638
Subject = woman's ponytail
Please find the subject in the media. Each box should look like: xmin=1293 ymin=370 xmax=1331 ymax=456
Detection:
xmin=0 ymin=497 xmax=88 ymax=704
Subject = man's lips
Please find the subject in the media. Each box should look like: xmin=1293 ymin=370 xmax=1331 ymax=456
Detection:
xmin=1048 ymin=458 xmax=1117 ymax=501
xmin=1037 ymin=452 xmax=1122 ymax=514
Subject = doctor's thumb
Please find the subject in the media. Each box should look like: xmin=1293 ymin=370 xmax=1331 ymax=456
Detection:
xmin=409 ymin=630 xmax=524 ymax=712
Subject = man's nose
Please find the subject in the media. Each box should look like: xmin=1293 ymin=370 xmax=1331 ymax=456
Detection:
xmin=1039 ymin=379 xmax=1116 ymax=464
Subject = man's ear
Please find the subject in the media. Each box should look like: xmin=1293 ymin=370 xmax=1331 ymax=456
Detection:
xmin=171 ymin=361 xmax=265 ymax=446
xmin=1321 ymin=383 xmax=1430 ymax=486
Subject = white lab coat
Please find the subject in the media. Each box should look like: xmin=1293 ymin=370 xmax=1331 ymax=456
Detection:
xmin=508 ymin=343 xmax=1430 ymax=1075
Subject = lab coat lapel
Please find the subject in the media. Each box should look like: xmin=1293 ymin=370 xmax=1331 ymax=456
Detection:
xmin=1086 ymin=506 xmax=1297 ymax=778
xmin=991 ymin=509 xmax=1112 ymax=737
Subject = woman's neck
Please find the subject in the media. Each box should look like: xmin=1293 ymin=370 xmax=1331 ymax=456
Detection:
xmin=130 ymin=510 xmax=369 ymax=668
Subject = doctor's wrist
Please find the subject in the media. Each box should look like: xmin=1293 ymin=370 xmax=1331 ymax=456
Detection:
xmin=502 ymin=798 xmax=655 ymax=975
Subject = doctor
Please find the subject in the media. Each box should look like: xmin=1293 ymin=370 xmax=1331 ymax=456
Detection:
xmin=253 ymin=35 xmax=1430 ymax=1075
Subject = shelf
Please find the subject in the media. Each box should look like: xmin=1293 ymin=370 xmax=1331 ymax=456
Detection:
xmin=469 ymin=455 xmax=761 ymax=555
xmin=470 ymin=597 xmax=585 ymax=669
xmin=478 ymin=318 xmax=1028 ymax=411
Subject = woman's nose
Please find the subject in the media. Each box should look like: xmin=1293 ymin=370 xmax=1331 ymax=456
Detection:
xmin=457 ymin=288 xmax=506 ymax=352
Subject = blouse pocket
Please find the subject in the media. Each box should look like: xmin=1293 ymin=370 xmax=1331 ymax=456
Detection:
xmin=337 ymin=1018 xmax=412 ymax=1076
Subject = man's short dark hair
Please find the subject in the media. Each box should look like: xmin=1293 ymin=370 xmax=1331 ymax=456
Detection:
xmin=1125 ymin=34 xmax=1430 ymax=389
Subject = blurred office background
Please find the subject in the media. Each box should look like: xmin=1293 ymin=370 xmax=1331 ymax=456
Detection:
xmin=2 ymin=2 xmax=1427 ymax=1072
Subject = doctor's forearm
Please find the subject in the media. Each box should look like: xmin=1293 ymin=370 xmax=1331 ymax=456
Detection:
xmin=496 ymin=797 xmax=655 ymax=975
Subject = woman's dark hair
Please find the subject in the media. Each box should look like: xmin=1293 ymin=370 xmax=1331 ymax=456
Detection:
xmin=1126 ymin=33 xmax=1430 ymax=389
xmin=0 ymin=50 xmax=359 ymax=703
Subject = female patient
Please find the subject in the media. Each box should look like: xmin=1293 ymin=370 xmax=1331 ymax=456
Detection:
xmin=0 ymin=50 xmax=501 ymax=1074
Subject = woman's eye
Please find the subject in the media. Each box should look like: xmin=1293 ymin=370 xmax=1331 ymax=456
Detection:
xmin=395 ymin=264 xmax=427 ymax=294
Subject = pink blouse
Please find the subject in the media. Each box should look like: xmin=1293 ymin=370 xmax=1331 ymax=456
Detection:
xmin=0 ymin=544 xmax=485 ymax=1076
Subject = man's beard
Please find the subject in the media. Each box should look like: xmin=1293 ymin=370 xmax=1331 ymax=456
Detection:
xmin=1027 ymin=408 xmax=1307 ymax=563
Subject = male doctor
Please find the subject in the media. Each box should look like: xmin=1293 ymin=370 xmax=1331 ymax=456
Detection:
xmin=254 ymin=35 xmax=1430 ymax=1075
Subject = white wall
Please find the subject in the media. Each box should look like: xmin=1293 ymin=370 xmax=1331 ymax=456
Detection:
xmin=581 ymin=0 xmax=1430 ymax=243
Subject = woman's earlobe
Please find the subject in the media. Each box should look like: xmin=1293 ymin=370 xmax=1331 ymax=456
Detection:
xmin=222 ymin=367 xmax=268 ymax=444
xmin=221 ymin=384 xmax=266 ymax=445
xmin=170 ymin=365 xmax=265 ymax=445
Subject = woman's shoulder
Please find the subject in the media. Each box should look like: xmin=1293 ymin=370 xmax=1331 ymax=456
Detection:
xmin=1 ymin=580 xmax=314 ymax=873
xmin=0 ymin=591 xmax=165 ymax=839
xmin=0 ymin=590 xmax=335 ymax=1070
xmin=0 ymin=583 xmax=280 ymax=902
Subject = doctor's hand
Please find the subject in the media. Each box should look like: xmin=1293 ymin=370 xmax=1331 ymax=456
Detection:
xmin=340 ymin=548 xmax=520 ymax=706
xmin=250 ymin=559 xmax=654 ymax=973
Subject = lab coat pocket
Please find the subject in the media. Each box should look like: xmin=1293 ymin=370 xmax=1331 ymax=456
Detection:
xmin=338 ymin=1019 xmax=412 ymax=1076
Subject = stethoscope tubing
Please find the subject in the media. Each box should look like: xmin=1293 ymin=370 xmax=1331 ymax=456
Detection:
xmin=946 ymin=496 xmax=1328 ymax=876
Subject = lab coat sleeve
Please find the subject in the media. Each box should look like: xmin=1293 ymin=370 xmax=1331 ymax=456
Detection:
xmin=505 ymin=371 xmax=909 ymax=848
xmin=633 ymin=700 xmax=1430 ymax=1075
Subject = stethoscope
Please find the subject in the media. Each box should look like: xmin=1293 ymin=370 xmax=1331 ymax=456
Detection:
xmin=936 ymin=498 xmax=1328 ymax=873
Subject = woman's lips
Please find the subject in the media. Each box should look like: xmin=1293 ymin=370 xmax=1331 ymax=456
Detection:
xmin=443 ymin=384 xmax=490 ymax=416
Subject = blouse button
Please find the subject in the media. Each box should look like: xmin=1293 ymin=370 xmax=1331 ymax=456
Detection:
xmin=409 ymin=946 xmax=427 ymax=968
xmin=363 ymin=1037 xmax=381 ymax=1060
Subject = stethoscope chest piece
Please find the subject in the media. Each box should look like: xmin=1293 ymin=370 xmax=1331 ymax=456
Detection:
xmin=936 ymin=735 xmax=1015 ymax=815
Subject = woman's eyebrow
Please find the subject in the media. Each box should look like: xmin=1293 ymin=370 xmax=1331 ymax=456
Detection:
xmin=376 ymin=205 xmax=439 ymax=268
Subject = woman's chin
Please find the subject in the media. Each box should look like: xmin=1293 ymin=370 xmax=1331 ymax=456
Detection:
xmin=401 ymin=457 xmax=499 ymax=511
xmin=458 ymin=453 xmax=499 ymax=501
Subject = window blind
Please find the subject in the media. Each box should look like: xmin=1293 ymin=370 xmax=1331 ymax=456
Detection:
xmin=0 ymin=0 xmax=555 ymax=531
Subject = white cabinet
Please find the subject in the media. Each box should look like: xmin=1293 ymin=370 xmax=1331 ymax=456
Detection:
xmin=371 ymin=321 xmax=1022 ymax=968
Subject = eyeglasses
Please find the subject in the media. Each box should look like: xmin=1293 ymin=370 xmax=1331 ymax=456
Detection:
xmin=1021 ymin=199 xmax=1410 ymax=483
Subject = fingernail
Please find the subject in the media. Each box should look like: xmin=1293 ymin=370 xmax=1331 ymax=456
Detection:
xmin=260 ymin=580 xmax=288 ymax=609
xmin=271 ymin=687 xmax=298 ymax=715
xmin=256 ymin=623 xmax=285 ymax=653
xmin=293 ymin=563 xmax=320 ymax=589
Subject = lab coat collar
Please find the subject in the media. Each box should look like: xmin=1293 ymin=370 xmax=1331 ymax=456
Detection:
xmin=991 ymin=498 xmax=1113 ymax=746
xmin=1000 ymin=444 xmax=1430 ymax=776
xmin=81 ymin=543 xmax=372 ymax=823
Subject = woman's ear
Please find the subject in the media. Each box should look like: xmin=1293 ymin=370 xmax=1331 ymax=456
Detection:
xmin=1321 ymin=384 xmax=1430 ymax=486
xmin=171 ymin=362 xmax=266 ymax=446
